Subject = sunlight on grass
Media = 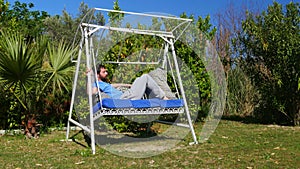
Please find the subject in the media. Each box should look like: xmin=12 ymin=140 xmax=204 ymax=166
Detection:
xmin=0 ymin=120 xmax=299 ymax=168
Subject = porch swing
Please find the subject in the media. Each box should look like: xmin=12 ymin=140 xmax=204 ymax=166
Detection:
xmin=66 ymin=8 xmax=199 ymax=155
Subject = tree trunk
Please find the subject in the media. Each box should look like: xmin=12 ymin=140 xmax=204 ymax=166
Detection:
xmin=294 ymin=109 xmax=300 ymax=126
xmin=24 ymin=115 xmax=39 ymax=139
xmin=291 ymin=99 xmax=300 ymax=126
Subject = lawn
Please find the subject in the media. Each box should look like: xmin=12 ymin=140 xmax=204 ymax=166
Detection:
xmin=0 ymin=120 xmax=299 ymax=169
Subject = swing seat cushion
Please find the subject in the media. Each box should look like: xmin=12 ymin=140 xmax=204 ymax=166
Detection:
xmin=93 ymin=98 xmax=184 ymax=113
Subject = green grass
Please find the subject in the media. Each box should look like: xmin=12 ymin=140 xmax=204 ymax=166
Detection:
xmin=0 ymin=120 xmax=299 ymax=169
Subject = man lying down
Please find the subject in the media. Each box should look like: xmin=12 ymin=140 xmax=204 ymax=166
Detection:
xmin=91 ymin=64 xmax=172 ymax=100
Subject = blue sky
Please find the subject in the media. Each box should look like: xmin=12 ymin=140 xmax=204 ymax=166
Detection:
xmin=6 ymin=0 xmax=294 ymax=25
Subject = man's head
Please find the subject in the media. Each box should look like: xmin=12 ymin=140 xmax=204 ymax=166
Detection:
xmin=96 ymin=64 xmax=108 ymax=81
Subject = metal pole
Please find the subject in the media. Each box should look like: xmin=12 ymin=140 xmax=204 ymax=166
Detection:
xmin=162 ymin=42 xmax=169 ymax=69
xmin=66 ymin=30 xmax=84 ymax=140
xmin=93 ymin=7 xmax=193 ymax=22
xmin=84 ymin=27 xmax=96 ymax=154
xmin=170 ymin=39 xmax=198 ymax=144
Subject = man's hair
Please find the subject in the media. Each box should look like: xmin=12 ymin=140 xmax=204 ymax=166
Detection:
xmin=96 ymin=64 xmax=106 ymax=74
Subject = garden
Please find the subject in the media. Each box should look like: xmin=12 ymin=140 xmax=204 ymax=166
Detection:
xmin=0 ymin=0 xmax=299 ymax=168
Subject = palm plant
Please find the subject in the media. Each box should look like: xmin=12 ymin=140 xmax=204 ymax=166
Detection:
xmin=0 ymin=30 xmax=75 ymax=137
xmin=44 ymin=40 xmax=76 ymax=94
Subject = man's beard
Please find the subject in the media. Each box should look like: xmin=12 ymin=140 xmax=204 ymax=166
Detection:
xmin=99 ymin=76 xmax=107 ymax=82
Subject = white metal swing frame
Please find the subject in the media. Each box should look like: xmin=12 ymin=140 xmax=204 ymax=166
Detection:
xmin=66 ymin=8 xmax=198 ymax=154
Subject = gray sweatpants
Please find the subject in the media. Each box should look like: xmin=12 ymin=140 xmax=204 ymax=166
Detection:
xmin=120 ymin=74 xmax=165 ymax=100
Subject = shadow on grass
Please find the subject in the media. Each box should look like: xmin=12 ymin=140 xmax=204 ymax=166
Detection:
xmin=69 ymin=130 xmax=90 ymax=148
xmin=95 ymin=130 xmax=182 ymax=146
xmin=221 ymin=114 xmax=294 ymax=126
xmin=69 ymin=126 xmax=186 ymax=149
xmin=221 ymin=115 xmax=262 ymax=124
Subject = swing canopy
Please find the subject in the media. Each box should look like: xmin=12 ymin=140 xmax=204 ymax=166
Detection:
xmin=67 ymin=8 xmax=201 ymax=155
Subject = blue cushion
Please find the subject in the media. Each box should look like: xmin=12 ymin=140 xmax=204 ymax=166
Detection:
xmin=93 ymin=98 xmax=184 ymax=113
xmin=102 ymin=98 xmax=132 ymax=108
xmin=160 ymin=99 xmax=184 ymax=108
xmin=93 ymin=102 xmax=102 ymax=113
xmin=131 ymin=98 xmax=161 ymax=108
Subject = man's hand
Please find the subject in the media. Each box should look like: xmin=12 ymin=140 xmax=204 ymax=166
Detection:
xmin=85 ymin=68 xmax=93 ymax=75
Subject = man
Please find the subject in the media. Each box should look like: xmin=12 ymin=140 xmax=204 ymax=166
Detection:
xmin=92 ymin=64 xmax=168 ymax=100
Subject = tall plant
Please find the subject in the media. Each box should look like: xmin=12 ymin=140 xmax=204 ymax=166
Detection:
xmin=0 ymin=30 xmax=75 ymax=136
xmin=235 ymin=2 xmax=300 ymax=125
xmin=44 ymin=41 xmax=76 ymax=93
xmin=0 ymin=30 xmax=46 ymax=136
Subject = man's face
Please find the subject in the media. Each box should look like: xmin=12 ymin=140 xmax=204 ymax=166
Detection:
xmin=98 ymin=67 xmax=108 ymax=81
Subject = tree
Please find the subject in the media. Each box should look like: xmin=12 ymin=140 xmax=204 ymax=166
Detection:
xmin=236 ymin=2 xmax=300 ymax=125
xmin=44 ymin=2 xmax=105 ymax=46
xmin=173 ymin=13 xmax=217 ymax=120
xmin=0 ymin=0 xmax=49 ymax=38
xmin=0 ymin=30 xmax=75 ymax=136
xmin=0 ymin=30 xmax=46 ymax=134
xmin=214 ymin=1 xmax=263 ymax=117
xmin=215 ymin=0 xmax=263 ymax=75
xmin=0 ymin=0 xmax=78 ymax=132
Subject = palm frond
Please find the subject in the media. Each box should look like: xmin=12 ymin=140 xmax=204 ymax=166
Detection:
xmin=44 ymin=40 xmax=76 ymax=94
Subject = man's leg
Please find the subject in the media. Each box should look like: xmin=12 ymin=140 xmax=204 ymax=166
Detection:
xmin=120 ymin=74 xmax=165 ymax=99
xmin=144 ymin=74 xmax=166 ymax=99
